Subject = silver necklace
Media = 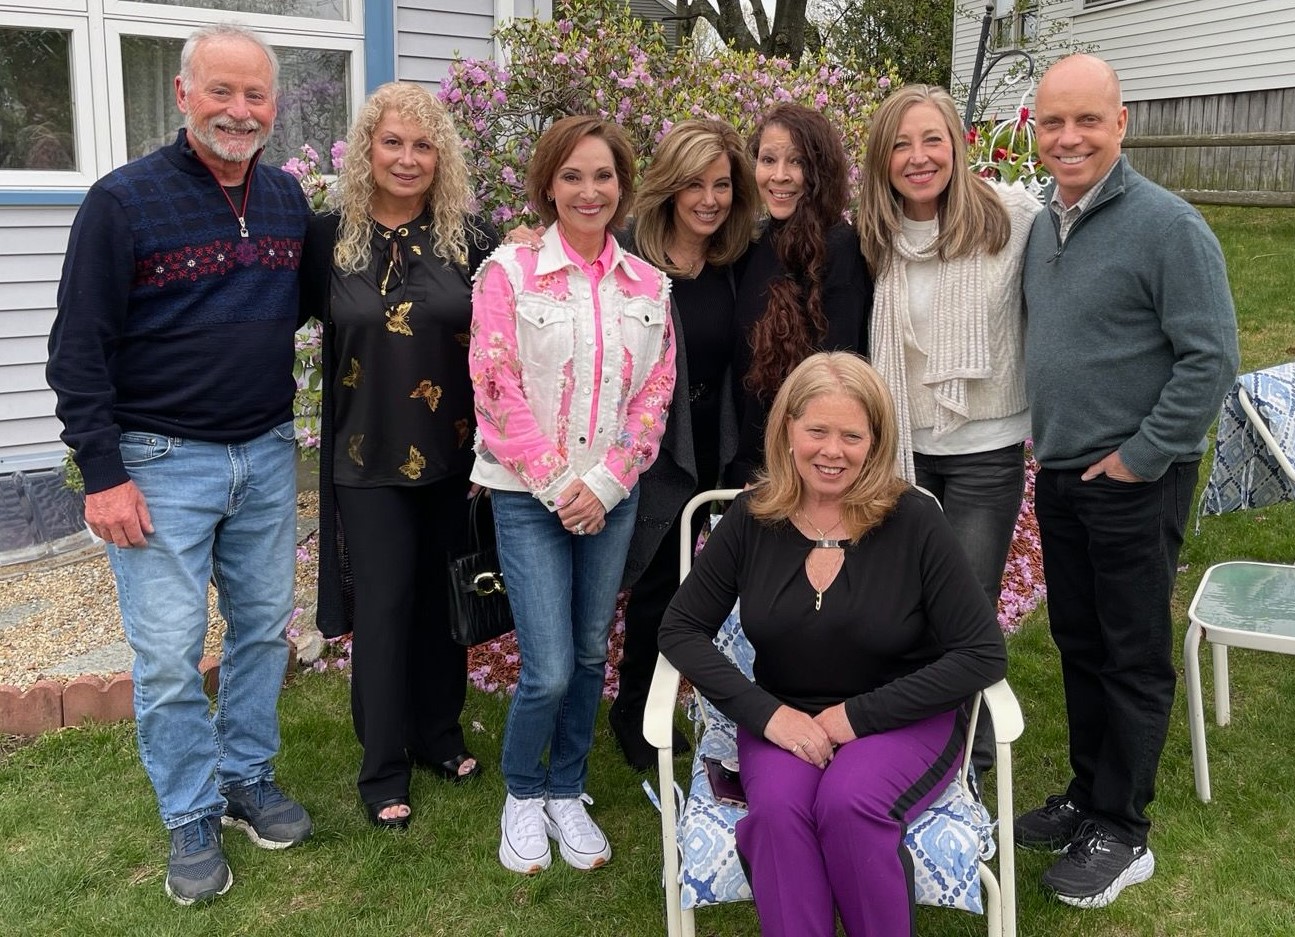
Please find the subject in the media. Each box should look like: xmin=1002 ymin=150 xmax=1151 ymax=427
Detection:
xmin=797 ymin=511 xmax=846 ymax=549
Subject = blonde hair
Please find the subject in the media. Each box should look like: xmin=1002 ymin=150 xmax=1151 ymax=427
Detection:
xmin=856 ymin=84 xmax=1010 ymax=273
xmin=748 ymin=352 xmax=907 ymax=540
xmin=333 ymin=82 xmax=474 ymax=274
xmin=633 ymin=119 xmax=757 ymax=274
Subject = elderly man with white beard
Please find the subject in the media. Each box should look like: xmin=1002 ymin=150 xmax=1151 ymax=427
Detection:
xmin=46 ymin=22 xmax=313 ymax=905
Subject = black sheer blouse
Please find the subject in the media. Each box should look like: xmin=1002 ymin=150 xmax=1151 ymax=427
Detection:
xmin=329 ymin=211 xmax=498 ymax=486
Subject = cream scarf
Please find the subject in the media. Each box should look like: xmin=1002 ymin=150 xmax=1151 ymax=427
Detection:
xmin=871 ymin=220 xmax=992 ymax=482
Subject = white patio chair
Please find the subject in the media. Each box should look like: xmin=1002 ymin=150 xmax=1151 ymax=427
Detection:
xmin=643 ymin=489 xmax=1025 ymax=937
xmin=1186 ymin=363 xmax=1295 ymax=803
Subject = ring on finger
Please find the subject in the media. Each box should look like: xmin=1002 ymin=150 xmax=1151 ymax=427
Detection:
xmin=790 ymin=743 xmax=800 ymax=753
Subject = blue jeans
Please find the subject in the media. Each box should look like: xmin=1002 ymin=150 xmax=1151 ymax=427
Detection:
xmin=109 ymin=422 xmax=297 ymax=829
xmin=913 ymin=442 xmax=1026 ymax=608
xmin=492 ymin=487 xmax=639 ymax=798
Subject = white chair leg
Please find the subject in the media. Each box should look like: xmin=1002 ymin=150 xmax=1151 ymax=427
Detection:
xmin=1212 ymin=642 xmax=1231 ymax=726
xmin=1183 ymin=620 xmax=1212 ymax=803
xmin=979 ymin=865 xmax=1002 ymax=937
xmin=996 ymin=742 xmax=1017 ymax=937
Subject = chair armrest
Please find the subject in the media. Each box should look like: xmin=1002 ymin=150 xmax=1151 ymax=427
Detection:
xmin=981 ymin=679 xmax=1024 ymax=745
xmin=644 ymin=653 xmax=682 ymax=750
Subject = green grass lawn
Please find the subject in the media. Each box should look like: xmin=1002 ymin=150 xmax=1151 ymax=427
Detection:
xmin=2 ymin=205 xmax=1294 ymax=936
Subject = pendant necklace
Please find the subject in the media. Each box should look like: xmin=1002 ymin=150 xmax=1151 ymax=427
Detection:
xmin=216 ymin=177 xmax=257 ymax=264
xmin=664 ymin=246 xmax=702 ymax=278
xmin=797 ymin=511 xmax=847 ymax=550
xmin=797 ymin=511 xmax=845 ymax=611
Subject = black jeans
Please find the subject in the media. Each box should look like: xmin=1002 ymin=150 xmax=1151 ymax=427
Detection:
xmin=335 ymin=474 xmax=471 ymax=805
xmin=1034 ymin=460 xmax=1198 ymax=845
xmin=914 ymin=442 xmax=1026 ymax=610
xmin=915 ymin=442 xmax=1026 ymax=774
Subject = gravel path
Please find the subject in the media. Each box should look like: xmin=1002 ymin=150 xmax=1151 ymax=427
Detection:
xmin=0 ymin=491 xmax=320 ymax=690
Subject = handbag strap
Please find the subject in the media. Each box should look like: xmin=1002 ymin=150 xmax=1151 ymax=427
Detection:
xmin=465 ymin=489 xmax=494 ymax=552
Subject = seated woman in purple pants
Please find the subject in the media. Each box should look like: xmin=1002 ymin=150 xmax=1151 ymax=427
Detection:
xmin=659 ymin=351 xmax=1007 ymax=937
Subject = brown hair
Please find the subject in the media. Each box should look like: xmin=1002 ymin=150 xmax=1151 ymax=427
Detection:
xmin=745 ymin=104 xmax=852 ymax=401
xmin=856 ymin=84 xmax=1010 ymax=273
xmin=749 ymin=352 xmax=907 ymax=539
xmin=526 ymin=115 xmax=635 ymax=231
xmin=633 ymin=119 xmax=757 ymax=273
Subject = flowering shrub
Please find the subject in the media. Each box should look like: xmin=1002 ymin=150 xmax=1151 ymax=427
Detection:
xmin=439 ymin=0 xmax=897 ymax=226
xmin=282 ymin=142 xmax=346 ymax=455
xmin=966 ymin=105 xmax=1051 ymax=197
xmin=281 ymin=141 xmax=346 ymax=212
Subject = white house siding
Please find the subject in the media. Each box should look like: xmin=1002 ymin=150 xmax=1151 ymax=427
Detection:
xmin=0 ymin=207 xmax=75 ymax=470
xmin=953 ymin=0 xmax=1295 ymax=113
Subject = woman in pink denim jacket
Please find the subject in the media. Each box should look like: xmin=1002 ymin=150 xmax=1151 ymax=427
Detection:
xmin=468 ymin=116 xmax=675 ymax=875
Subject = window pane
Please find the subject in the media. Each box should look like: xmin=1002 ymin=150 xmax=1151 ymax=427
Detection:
xmin=121 ymin=36 xmax=350 ymax=170
xmin=131 ymin=0 xmax=346 ymax=20
xmin=0 ymin=27 xmax=77 ymax=171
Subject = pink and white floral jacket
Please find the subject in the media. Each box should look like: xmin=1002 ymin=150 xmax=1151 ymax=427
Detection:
xmin=468 ymin=227 xmax=676 ymax=512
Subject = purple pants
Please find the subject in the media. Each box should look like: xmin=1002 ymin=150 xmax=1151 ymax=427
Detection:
xmin=735 ymin=709 xmax=963 ymax=937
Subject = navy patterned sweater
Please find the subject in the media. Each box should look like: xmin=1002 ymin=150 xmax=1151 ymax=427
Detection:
xmin=48 ymin=129 xmax=311 ymax=493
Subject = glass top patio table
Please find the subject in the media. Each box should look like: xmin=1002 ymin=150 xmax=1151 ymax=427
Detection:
xmin=1190 ymin=562 xmax=1295 ymax=639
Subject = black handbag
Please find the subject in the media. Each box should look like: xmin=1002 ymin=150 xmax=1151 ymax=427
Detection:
xmin=447 ymin=490 xmax=515 ymax=646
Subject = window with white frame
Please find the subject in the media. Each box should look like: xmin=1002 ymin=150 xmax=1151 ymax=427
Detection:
xmin=991 ymin=0 xmax=1040 ymax=49
xmin=0 ymin=0 xmax=364 ymax=189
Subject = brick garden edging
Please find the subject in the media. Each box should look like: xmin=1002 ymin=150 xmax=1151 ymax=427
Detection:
xmin=0 ymin=657 xmax=222 ymax=737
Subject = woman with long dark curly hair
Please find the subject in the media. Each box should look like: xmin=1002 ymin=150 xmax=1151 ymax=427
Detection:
xmin=726 ymin=104 xmax=872 ymax=485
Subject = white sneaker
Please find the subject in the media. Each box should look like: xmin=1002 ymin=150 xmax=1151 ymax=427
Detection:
xmin=543 ymin=793 xmax=611 ymax=870
xmin=499 ymin=794 xmax=551 ymax=874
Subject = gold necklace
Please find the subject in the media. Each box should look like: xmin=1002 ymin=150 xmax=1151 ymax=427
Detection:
xmin=797 ymin=511 xmax=845 ymax=612
xmin=796 ymin=511 xmax=846 ymax=549
xmin=664 ymin=246 xmax=703 ymax=278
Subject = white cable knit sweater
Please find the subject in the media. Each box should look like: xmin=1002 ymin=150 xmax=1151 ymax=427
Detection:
xmin=872 ymin=181 xmax=1041 ymax=480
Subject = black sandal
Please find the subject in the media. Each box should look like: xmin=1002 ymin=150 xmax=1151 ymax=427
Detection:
xmin=430 ymin=752 xmax=482 ymax=784
xmin=365 ymin=797 xmax=412 ymax=830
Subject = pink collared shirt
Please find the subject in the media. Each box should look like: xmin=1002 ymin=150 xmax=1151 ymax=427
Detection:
xmin=468 ymin=224 xmax=676 ymax=511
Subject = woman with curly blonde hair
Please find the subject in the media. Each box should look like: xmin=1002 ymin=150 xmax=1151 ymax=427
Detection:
xmin=301 ymin=81 xmax=498 ymax=829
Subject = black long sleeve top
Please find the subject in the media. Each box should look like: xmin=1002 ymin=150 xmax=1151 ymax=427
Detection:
xmin=658 ymin=489 xmax=1007 ymax=739
xmin=727 ymin=221 xmax=873 ymax=485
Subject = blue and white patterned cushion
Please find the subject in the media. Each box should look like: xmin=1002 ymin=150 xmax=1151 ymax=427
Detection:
xmin=1202 ymin=363 xmax=1295 ymax=516
xmin=676 ymin=605 xmax=995 ymax=914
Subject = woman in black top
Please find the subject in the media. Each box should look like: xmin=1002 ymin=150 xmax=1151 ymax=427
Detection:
xmin=607 ymin=119 xmax=759 ymax=770
xmin=660 ymin=352 xmax=1006 ymax=936
xmin=302 ymin=82 xmax=498 ymax=829
xmin=728 ymin=104 xmax=873 ymax=485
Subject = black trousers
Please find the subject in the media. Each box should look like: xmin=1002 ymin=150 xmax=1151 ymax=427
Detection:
xmin=335 ymin=474 xmax=471 ymax=805
xmin=614 ymin=501 xmax=713 ymax=723
xmin=615 ymin=395 xmax=722 ymax=726
xmin=1033 ymin=461 xmax=1198 ymax=845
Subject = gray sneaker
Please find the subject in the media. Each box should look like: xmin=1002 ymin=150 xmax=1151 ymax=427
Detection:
xmin=222 ymin=779 xmax=313 ymax=849
xmin=165 ymin=816 xmax=232 ymax=906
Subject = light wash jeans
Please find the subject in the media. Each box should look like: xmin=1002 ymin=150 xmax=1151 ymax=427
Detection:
xmin=109 ymin=421 xmax=297 ymax=829
xmin=492 ymin=486 xmax=639 ymax=799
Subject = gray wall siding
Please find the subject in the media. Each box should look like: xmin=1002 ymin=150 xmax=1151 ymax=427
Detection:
xmin=0 ymin=207 xmax=75 ymax=469
xmin=396 ymin=0 xmax=550 ymax=87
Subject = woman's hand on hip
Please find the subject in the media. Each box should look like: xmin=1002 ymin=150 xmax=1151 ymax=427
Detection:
xmin=812 ymin=703 xmax=857 ymax=747
xmin=763 ymin=705 xmax=833 ymax=768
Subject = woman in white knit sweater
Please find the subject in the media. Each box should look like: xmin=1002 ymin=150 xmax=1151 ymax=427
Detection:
xmin=857 ymin=84 xmax=1041 ymax=620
